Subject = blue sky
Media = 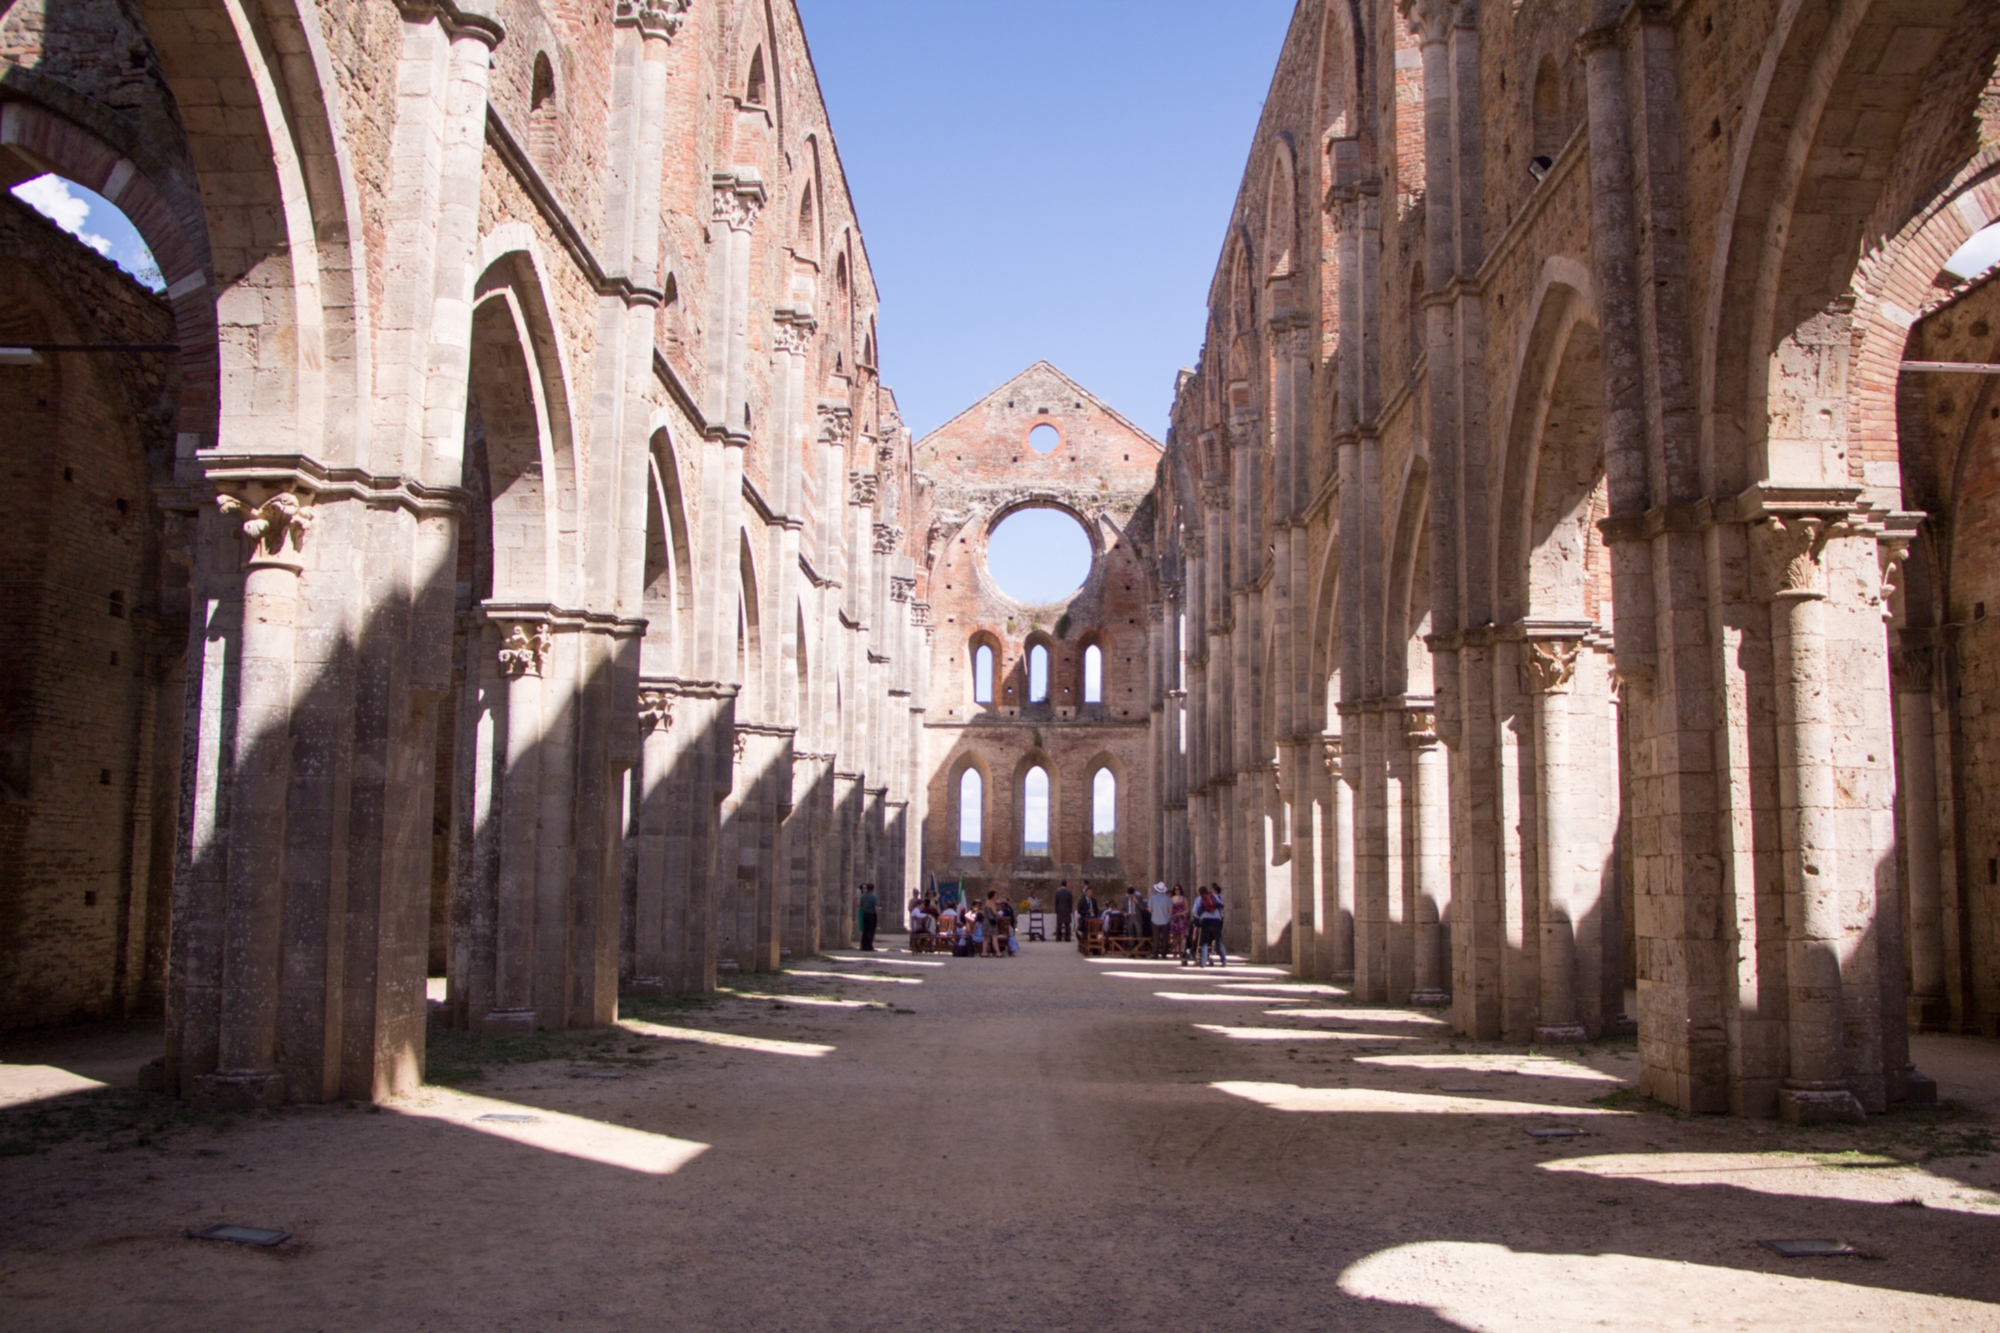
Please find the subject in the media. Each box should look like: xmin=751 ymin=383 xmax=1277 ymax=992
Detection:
xmin=11 ymin=175 xmax=163 ymax=291
xmin=796 ymin=0 xmax=1297 ymax=442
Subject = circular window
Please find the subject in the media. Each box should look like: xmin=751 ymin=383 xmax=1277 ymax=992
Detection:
xmin=1028 ymin=423 xmax=1061 ymax=453
xmin=985 ymin=507 xmax=1093 ymax=605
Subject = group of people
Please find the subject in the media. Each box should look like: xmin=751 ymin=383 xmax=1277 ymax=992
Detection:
xmin=892 ymin=880 xmax=1233 ymax=967
xmin=906 ymin=890 xmax=1024 ymax=958
xmin=1069 ymin=881 xmax=1230 ymax=966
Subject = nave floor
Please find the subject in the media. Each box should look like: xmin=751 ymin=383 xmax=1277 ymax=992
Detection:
xmin=2 ymin=944 xmax=1998 ymax=1330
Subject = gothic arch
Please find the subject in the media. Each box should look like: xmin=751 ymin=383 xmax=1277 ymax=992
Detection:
xmin=468 ymin=246 xmax=582 ymax=607
xmin=128 ymin=0 xmax=374 ymax=461
xmin=641 ymin=425 xmax=695 ymax=678
xmin=0 ymin=98 xmax=218 ymax=455
xmin=1495 ymin=267 xmax=1602 ymax=624
xmin=1700 ymin=0 xmax=1997 ymax=496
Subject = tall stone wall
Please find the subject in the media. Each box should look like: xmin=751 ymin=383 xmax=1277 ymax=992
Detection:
xmin=0 ymin=0 xmax=927 ymax=1109
xmin=1147 ymin=0 xmax=2000 ymax=1121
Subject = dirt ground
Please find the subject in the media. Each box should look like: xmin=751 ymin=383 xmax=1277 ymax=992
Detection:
xmin=2 ymin=943 xmax=1998 ymax=1331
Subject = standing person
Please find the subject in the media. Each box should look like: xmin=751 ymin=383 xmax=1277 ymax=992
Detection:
xmin=1169 ymin=886 xmax=1192 ymax=966
xmin=857 ymin=883 xmax=880 ymax=952
xmin=1054 ymin=880 xmax=1074 ymax=943
xmin=1125 ymin=885 xmax=1146 ymax=941
xmin=1195 ymin=884 xmax=1225 ymax=967
xmin=1147 ymin=882 xmax=1173 ymax=957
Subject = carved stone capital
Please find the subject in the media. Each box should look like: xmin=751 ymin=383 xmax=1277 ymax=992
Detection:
xmin=1404 ymin=707 xmax=1439 ymax=747
xmin=1322 ymin=735 xmax=1344 ymax=776
xmin=1891 ymin=643 xmax=1936 ymax=695
xmin=1523 ymin=639 xmax=1581 ymax=695
xmin=773 ymin=313 xmax=814 ymax=357
xmin=1757 ymin=515 xmax=1834 ymax=601
xmin=889 ymin=575 xmax=916 ymax=604
xmin=872 ymin=523 xmax=904 ymax=556
xmin=1877 ymin=535 xmax=1912 ymax=622
xmin=612 ymin=0 xmax=689 ymax=39
xmin=638 ymin=689 xmax=675 ymax=732
xmin=732 ymin=730 xmax=748 ymax=765
xmin=497 ymin=621 xmax=551 ymax=679
xmin=1201 ymin=482 xmax=1232 ymax=511
xmin=711 ymin=173 xmax=766 ymax=232
xmin=849 ymin=470 xmax=879 ymax=507
xmin=911 ymin=602 xmax=934 ymax=628
xmin=216 ymin=489 xmax=313 ymax=568
xmin=818 ymin=404 xmax=853 ymax=448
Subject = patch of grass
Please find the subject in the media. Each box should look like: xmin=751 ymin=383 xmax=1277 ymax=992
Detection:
xmin=0 ymin=1088 xmax=238 ymax=1157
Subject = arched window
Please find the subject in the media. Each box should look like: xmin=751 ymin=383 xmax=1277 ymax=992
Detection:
xmin=529 ymin=53 xmax=559 ymax=170
xmin=1083 ymin=644 xmax=1103 ymax=704
xmin=1028 ymin=643 xmax=1050 ymax=703
xmin=745 ymin=48 xmax=768 ymax=106
xmin=1531 ymin=56 xmax=1563 ymax=170
xmin=1177 ymin=612 xmax=1187 ymax=690
xmin=1023 ymin=766 xmax=1050 ymax=856
xmin=1092 ymin=768 xmax=1117 ymax=858
xmin=973 ymin=643 xmax=994 ymax=705
xmin=958 ymin=769 xmax=983 ymax=857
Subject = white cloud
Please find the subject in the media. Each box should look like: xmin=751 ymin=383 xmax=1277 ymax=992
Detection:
xmin=1943 ymin=222 xmax=2000 ymax=283
xmin=12 ymin=174 xmax=94 ymax=236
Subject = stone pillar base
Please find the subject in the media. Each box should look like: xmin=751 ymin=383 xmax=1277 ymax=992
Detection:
xmin=626 ymin=978 xmax=666 ymax=995
xmin=1909 ymin=995 xmax=1951 ymax=1033
xmin=1535 ymin=1024 xmax=1589 ymax=1045
xmin=1779 ymin=1087 xmax=1866 ymax=1126
xmin=476 ymin=1010 xmax=537 ymax=1036
xmin=1409 ymin=989 xmax=1451 ymax=1007
xmin=1902 ymin=1068 xmax=1939 ymax=1106
xmin=190 ymin=1071 xmax=285 ymax=1111
xmin=1333 ymin=971 xmax=1355 ymax=985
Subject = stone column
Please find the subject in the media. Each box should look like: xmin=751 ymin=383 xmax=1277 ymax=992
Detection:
xmin=1762 ymin=517 xmax=1864 ymax=1124
xmin=1892 ymin=636 xmax=1947 ymax=1030
xmin=1408 ymin=705 xmax=1451 ymax=1005
xmin=487 ymin=619 xmax=550 ymax=1033
xmin=193 ymin=489 xmax=312 ymax=1109
xmin=1325 ymin=734 xmax=1356 ymax=983
xmin=1527 ymin=638 xmax=1587 ymax=1043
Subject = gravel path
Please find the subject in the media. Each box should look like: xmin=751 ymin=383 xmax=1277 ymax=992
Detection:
xmin=2 ymin=943 xmax=1997 ymax=1330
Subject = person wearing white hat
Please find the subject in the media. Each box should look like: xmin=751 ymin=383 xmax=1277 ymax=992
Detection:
xmin=1146 ymin=882 xmax=1174 ymax=957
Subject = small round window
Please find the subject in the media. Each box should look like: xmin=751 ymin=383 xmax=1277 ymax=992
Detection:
xmin=1028 ymin=423 xmax=1061 ymax=453
xmin=986 ymin=506 xmax=1093 ymax=605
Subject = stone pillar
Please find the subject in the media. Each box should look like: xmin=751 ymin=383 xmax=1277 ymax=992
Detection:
xmin=1408 ymin=706 xmax=1450 ymax=1005
xmin=1527 ymin=638 xmax=1588 ymax=1043
xmin=1324 ymin=735 xmax=1356 ymax=983
xmin=1893 ymin=638 xmax=1947 ymax=1030
xmin=1761 ymin=517 xmax=1865 ymax=1124
xmin=489 ymin=619 xmax=550 ymax=1033
xmin=193 ymin=489 xmax=311 ymax=1109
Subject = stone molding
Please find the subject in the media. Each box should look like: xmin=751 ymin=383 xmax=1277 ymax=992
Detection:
xmin=396 ymin=0 xmax=505 ymax=44
xmin=637 ymin=675 xmax=741 ymax=702
xmin=201 ymin=456 xmax=468 ymax=520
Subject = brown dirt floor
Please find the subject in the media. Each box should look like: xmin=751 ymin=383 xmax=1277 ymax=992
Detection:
xmin=2 ymin=943 xmax=1998 ymax=1331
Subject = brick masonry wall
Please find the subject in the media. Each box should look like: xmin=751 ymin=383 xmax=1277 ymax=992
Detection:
xmin=0 ymin=196 xmax=174 ymax=1029
xmin=917 ymin=364 xmax=1163 ymax=892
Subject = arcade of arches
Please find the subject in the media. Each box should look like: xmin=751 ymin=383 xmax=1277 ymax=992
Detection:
xmin=1 ymin=0 xmax=1999 ymax=1147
